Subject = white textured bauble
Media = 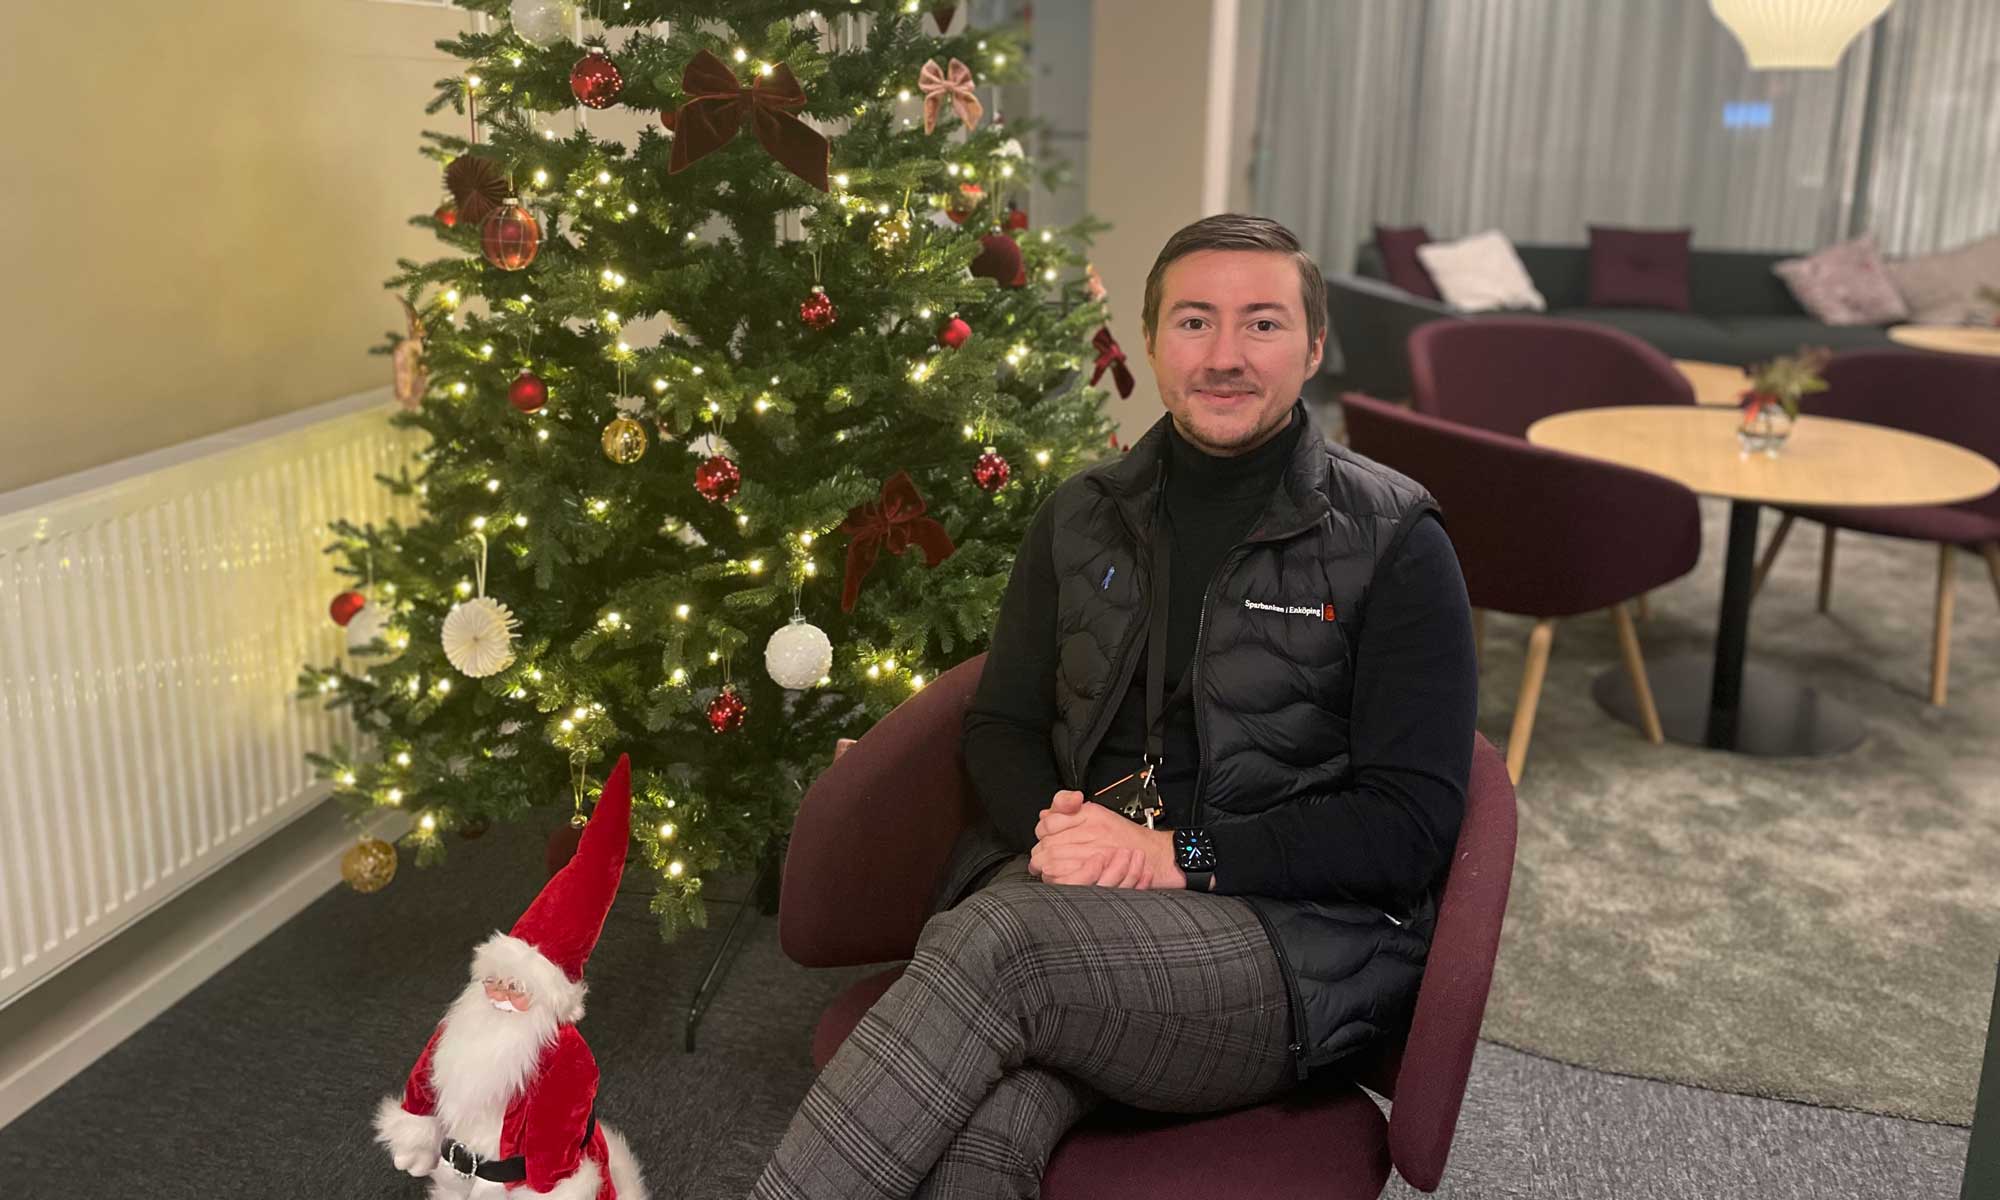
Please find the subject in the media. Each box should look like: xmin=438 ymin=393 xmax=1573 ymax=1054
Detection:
xmin=442 ymin=596 xmax=520 ymax=678
xmin=509 ymin=0 xmax=577 ymax=46
xmin=764 ymin=617 xmax=833 ymax=690
xmin=345 ymin=597 xmax=401 ymax=662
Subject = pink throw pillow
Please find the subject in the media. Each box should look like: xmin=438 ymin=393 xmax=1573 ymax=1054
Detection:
xmin=1773 ymin=234 xmax=1910 ymax=326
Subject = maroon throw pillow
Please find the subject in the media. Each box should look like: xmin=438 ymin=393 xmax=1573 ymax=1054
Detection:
xmin=1588 ymin=225 xmax=1692 ymax=311
xmin=1376 ymin=225 xmax=1442 ymax=300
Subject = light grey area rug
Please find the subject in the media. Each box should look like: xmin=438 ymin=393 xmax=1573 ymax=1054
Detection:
xmin=1474 ymin=495 xmax=2000 ymax=1125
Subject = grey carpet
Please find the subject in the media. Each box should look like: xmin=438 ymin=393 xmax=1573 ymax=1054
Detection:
xmin=1475 ymin=495 xmax=2000 ymax=1126
xmin=0 ymin=817 xmax=1976 ymax=1198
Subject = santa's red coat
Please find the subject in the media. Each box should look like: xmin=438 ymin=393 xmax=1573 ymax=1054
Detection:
xmin=398 ymin=1022 xmax=616 ymax=1198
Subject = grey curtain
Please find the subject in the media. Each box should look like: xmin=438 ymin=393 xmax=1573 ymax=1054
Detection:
xmin=1254 ymin=0 xmax=1998 ymax=279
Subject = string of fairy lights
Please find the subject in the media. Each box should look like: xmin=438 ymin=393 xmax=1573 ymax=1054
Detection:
xmin=313 ymin=2 xmax=1103 ymax=901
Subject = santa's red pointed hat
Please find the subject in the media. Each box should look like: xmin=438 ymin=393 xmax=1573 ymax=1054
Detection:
xmin=470 ymin=754 xmax=632 ymax=1022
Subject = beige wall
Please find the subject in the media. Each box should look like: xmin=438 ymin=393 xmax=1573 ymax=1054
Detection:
xmin=0 ymin=1 xmax=466 ymax=495
xmin=1086 ymin=0 xmax=1248 ymax=441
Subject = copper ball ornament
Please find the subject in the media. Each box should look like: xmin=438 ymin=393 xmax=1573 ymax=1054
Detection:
xmin=481 ymin=200 xmax=542 ymax=271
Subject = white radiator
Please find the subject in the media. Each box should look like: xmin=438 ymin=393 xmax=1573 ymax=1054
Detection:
xmin=0 ymin=393 xmax=420 ymax=1009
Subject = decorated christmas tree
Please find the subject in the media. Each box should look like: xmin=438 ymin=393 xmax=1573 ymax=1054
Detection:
xmin=300 ymin=0 xmax=1126 ymax=935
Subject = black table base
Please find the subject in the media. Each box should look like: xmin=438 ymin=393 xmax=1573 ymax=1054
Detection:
xmin=1589 ymin=499 xmax=1866 ymax=758
xmin=1592 ymin=654 xmax=1864 ymax=757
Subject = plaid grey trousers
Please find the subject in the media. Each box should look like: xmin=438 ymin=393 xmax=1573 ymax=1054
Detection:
xmin=752 ymin=856 xmax=1297 ymax=1200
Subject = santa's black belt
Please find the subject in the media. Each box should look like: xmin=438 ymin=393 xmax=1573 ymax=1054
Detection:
xmin=440 ymin=1105 xmax=596 ymax=1183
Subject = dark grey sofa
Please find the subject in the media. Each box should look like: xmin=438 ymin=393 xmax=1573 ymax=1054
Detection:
xmin=1328 ymin=240 xmax=1896 ymax=399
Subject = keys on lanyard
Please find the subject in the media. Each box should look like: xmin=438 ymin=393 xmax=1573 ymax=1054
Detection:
xmin=1093 ymin=757 xmax=1164 ymax=829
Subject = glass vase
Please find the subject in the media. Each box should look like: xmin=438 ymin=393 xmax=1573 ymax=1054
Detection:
xmin=1737 ymin=404 xmax=1794 ymax=458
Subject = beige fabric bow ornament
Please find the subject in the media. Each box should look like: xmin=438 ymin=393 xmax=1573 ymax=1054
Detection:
xmin=392 ymin=299 xmax=426 ymax=411
xmin=918 ymin=58 xmax=982 ymax=135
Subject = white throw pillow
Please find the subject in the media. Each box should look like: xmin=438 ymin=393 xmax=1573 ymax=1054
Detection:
xmin=1415 ymin=230 xmax=1547 ymax=313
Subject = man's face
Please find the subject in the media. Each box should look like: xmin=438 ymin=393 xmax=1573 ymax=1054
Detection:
xmin=1145 ymin=249 xmax=1324 ymax=457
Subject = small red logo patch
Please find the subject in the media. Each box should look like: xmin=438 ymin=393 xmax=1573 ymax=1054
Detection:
xmin=1322 ymin=604 xmax=1337 ymax=622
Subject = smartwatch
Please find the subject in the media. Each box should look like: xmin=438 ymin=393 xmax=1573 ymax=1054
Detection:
xmin=1173 ymin=826 xmax=1217 ymax=892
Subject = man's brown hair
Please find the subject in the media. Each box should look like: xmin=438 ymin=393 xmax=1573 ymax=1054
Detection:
xmin=1140 ymin=213 xmax=1327 ymax=351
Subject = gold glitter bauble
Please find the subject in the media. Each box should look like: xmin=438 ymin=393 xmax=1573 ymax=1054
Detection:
xmin=602 ymin=414 xmax=648 ymax=464
xmin=871 ymin=208 xmax=913 ymax=253
xmin=341 ymin=836 xmax=398 ymax=893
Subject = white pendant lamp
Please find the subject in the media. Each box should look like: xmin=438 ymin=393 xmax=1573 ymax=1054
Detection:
xmin=1710 ymin=0 xmax=1897 ymax=69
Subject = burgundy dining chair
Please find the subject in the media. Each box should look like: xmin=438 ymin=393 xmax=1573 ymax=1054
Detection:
xmin=780 ymin=653 xmax=1519 ymax=1198
xmin=1340 ymin=392 xmax=1701 ymax=782
xmin=1748 ymin=348 xmax=2000 ymax=705
xmin=1407 ymin=316 xmax=1695 ymax=438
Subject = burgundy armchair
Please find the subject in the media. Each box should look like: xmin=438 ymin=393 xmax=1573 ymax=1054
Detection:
xmin=781 ymin=653 xmax=1519 ymax=1197
xmin=1407 ymin=316 xmax=1695 ymax=438
xmin=1750 ymin=348 xmax=2000 ymax=705
xmin=1341 ymin=392 xmax=1701 ymax=783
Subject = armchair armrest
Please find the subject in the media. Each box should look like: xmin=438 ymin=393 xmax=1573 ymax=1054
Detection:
xmin=1387 ymin=732 xmax=1518 ymax=1191
xmin=778 ymin=654 xmax=989 ymax=968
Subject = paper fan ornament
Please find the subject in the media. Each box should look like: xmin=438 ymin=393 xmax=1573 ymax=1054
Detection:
xmin=442 ymin=533 xmax=519 ymax=677
xmin=445 ymin=154 xmax=510 ymax=226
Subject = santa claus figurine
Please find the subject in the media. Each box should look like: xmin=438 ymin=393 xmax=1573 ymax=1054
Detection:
xmin=374 ymin=754 xmax=649 ymax=1199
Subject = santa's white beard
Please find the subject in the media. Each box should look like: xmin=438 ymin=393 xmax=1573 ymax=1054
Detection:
xmin=429 ymin=977 xmax=562 ymax=1152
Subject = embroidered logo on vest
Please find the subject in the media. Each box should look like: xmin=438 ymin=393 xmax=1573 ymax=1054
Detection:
xmin=1244 ymin=598 xmax=1336 ymax=621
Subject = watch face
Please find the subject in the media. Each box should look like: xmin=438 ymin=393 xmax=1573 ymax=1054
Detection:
xmin=1175 ymin=828 xmax=1217 ymax=873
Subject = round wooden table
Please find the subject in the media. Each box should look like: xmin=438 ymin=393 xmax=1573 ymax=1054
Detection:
xmin=1674 ymin=359 xmax=1752 ymax=408
xmin=1888 ymin=324 xmax=2000 ymax=357
xmin=1526 ymin=406 xmax=2000 ymax=756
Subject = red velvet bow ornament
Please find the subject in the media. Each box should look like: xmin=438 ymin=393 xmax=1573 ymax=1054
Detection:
xmin=838 ymin=472 xmax=956 ymax=612
xmin=1091 ymin=326 xmax=1135 ymax=399
xmin=667 ymin=49 xmax=830 ymax=192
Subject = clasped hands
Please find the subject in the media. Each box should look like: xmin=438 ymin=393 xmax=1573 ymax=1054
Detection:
xmin=1028 ymin=789 xmax=1184 ymax=890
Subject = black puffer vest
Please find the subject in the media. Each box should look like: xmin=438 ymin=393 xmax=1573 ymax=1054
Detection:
xmin=1047 ymin=403 xmax=1443 ymax=1077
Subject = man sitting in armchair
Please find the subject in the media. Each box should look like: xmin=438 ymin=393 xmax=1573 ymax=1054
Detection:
xmin=754 ymin=213 xmax=1479 ymax=1200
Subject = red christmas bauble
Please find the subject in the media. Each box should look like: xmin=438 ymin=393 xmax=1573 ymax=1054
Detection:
xmin=1005 ymin=205 xmax=1029 ymax=231
xmin=707 ymin=685 xmax=748 ymax=734
xmin=570 ymin=48 xmax=624 ymax=109
xmin=482 ymin=200 xmax=541 ymax=271
xmin=946 ymin=182 xmax=985 ymax=225
xmin=545 ymin=823 xmax=583 ymax=876
xmin=971 ymin=233 xmax=1025 ymax=288
xmin=329 ymin=590 xmax=367 ymax=627
xmin=695 ymin=453 xmax=742 ymax=503
xmin=508 ymin=371 xmax=548 ymax=413
xmin=435 ymin=204 xmax=458 ymax=228
xmin=799 ymin=286 xmax=838 ymax=331
xmin=938 ymin=316 xmax=972 ymax=349
xmin=974 ymin=447 xmax=1011 ymax=492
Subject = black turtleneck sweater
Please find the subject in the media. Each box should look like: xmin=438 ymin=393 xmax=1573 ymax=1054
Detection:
xmin=961 ymin=408 xmax=1477 ymax=910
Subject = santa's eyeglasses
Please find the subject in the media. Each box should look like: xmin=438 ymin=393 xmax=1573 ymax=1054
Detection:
xmin=482 ymin=976 xmax=532 ymax=1002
